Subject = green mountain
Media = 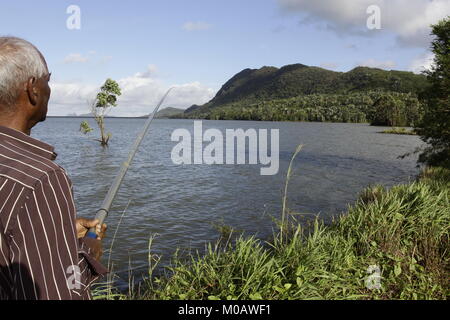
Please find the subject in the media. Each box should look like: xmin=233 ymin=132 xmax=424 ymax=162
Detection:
xmin=155 ymin=107 xmax=184 ymax=118
xmin=183 ymin=64 xmax=428 ymax=125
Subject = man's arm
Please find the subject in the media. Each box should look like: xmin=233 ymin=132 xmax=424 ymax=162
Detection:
xmin=7 ymin=169 xmax=107 ymax=300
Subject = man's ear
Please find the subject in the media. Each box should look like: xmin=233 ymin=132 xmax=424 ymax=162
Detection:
xmin=26 ymin=77 xmax=38 ymax=106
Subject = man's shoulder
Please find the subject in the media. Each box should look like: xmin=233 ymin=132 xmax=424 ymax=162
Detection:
xmin=0 ymin=141 xmax=68 ymax=190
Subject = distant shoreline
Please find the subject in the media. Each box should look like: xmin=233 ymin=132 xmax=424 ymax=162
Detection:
xmin=46 ymin=116 xmax=418 ymax=128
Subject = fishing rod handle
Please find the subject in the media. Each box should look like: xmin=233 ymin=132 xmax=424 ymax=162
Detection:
xmin=86 ymin=209 xmax=108 ymax=239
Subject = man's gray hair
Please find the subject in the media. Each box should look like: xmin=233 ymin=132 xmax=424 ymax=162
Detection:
xmin=0 ymin=37 xmax=48 ymax=108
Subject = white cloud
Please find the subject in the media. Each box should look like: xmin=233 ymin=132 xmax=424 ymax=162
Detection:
xmin=49 ymin=66 xmax=216 ymax=117
xmin=64 ymin=53 xmax=89 ymax=64
xmin=409 ymin=52 xmax=435 ymax=74
xmin=182 ymin=21 xmax=212 ymax=31
xmin=277 ymin=0 xmax=450 ymax=47
xmin=319 ymin=62 xmax=338 ymax=70
xmin=64 ymin=52 xmax=112 ymax=65
xmin=135 ymin=64 xmax=158 ymax=78
xmin=357 ymin=59 xmax=396 ymax=70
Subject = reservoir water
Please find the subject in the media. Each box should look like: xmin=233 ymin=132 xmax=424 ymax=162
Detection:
xmin=33 ymin=118 xmax=424 ymax=282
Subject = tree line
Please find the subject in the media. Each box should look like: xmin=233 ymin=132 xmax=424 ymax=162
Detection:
xmin=180 ymin=91 xmax=422 ymax=127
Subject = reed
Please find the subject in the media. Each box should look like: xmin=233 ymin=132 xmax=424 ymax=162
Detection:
xmin=281 ymin=144 xmax=303 ymax=242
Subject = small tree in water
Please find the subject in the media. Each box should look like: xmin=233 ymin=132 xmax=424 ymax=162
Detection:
xmin=81 ymin=79 xmax=122 ymax=146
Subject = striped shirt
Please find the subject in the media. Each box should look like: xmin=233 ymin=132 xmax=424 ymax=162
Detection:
xmin=0 ymin=125 xmax=107 ymax=300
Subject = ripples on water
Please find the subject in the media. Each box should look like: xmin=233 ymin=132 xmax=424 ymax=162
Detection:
xmin=33 ymin=118 xmax=424 ymax=281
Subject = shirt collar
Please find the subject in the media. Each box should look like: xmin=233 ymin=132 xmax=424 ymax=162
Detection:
xmin=0 ymin=125 xmax=57 ymax=161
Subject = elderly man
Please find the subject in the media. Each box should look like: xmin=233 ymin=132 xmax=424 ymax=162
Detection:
xmin=0 ymin=37 xmax=107 ymax=300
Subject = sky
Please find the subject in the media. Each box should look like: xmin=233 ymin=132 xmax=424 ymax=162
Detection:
xmin=0 ymin=0 xmax=448 ymax=116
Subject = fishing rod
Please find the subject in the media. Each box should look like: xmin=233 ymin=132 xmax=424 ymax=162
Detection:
xmin=86 ymin=87 xmax=174 ymax=239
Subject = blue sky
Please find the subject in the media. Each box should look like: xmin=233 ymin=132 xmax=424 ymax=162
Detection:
xmin=0 ymin=0 xmax=447 ymax=116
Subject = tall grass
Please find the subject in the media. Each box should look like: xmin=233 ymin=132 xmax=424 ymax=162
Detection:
xmin=93 ymin=166 xmax=449 ymax=300
xmin=281 ymin=144 xmax=303 ymax=242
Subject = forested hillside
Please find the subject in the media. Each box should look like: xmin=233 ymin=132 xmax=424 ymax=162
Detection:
xmin=181 ymin=64 xmax=428 ymax=126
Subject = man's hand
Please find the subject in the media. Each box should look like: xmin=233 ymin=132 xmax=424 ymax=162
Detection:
xmin=76 ymin=218 xmax=107 ymax=261
xmin=76 ymin=218 xmax=107 ymax=240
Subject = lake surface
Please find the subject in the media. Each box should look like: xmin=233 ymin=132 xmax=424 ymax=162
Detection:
xmin=33 ymin=118 xmax=424 ymax=284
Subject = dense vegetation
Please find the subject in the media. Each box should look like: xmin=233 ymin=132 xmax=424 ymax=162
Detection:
xmin=380 ymin=127 xmax=417 ymax=135
xmin=416 ymin=16 xmax=450 ymax=168
xmin=180 ymin=64 xmax=427 ymax=126
xmin=181 ymin=91 xmax=421 ymax=126
xmin=95 ymin=167 xmax=449 ymax=300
